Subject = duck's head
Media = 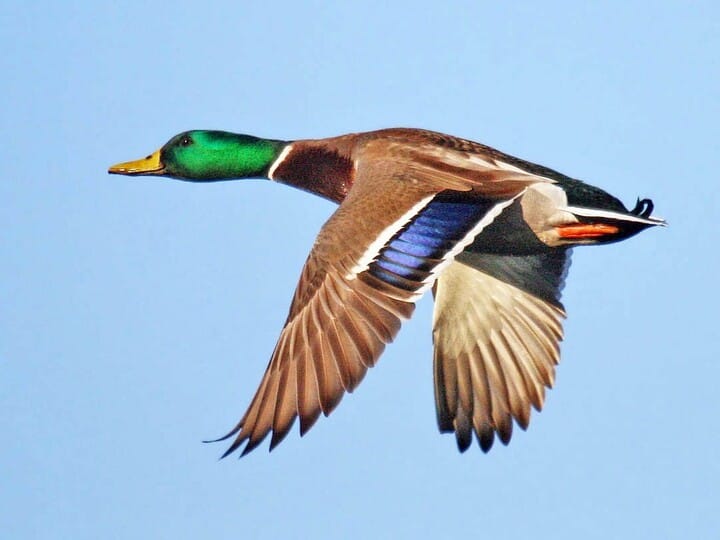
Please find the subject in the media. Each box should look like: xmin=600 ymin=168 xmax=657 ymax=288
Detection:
xmin=108 ymin=130 xmax=286 ymax=181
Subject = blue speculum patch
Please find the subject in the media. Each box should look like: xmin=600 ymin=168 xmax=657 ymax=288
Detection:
xmin=368 ymin=198 xmax=494 ymax=290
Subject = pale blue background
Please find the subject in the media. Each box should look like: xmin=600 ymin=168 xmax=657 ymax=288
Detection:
xmin=2 ymin=1 xmax=718 ymax=539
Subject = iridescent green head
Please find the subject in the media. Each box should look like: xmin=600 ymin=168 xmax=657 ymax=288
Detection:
xmin=109 ymin=130 xmax=286 ymax=181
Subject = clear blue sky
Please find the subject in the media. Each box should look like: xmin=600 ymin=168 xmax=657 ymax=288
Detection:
xmin=2 ymin=1 xmax=718 ymax=538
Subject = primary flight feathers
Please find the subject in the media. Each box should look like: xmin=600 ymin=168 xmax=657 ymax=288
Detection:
xmin=109 ymin=128 xmax=664 ymax=457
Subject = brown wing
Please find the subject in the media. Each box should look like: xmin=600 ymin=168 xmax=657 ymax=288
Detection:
xmin=218 ymin=136 xmax=555 ymax=457
xmin=226 ymin=256 xmax=414 ymax=456
xmin=432 ymin=249 xmax=570 ymax=452
xmin=217 ymin=191 xmax=425 ymax=456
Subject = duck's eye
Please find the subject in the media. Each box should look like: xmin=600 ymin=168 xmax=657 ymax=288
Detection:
xmin=180 ymin=136 xmax=193 ymax=147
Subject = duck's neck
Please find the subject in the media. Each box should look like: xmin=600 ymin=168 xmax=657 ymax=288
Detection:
xmin=268 ymin=142 xmax=355 ymax=203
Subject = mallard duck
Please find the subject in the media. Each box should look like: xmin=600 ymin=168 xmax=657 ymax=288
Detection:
xmin=109 ymin=128 xmax=664 ymax=457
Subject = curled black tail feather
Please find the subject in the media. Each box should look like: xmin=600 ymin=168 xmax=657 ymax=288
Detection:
xmin=630 ymin=198 xmax=654 ymax=218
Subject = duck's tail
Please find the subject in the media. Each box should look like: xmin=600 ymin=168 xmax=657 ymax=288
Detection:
xmin=557 ymin=197 xmax=666 ymax=244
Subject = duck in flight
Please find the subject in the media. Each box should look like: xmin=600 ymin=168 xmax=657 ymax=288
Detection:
xmin=109 ymin=128 xmax=664 ymax=457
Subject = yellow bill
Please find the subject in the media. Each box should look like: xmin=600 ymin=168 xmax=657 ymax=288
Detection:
xmin=108 ymin=149 xmax=164 ymax=175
